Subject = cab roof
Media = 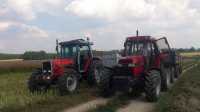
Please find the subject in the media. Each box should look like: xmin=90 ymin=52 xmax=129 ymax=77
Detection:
xmin=126 ymin=36 xmax=156 ymax=42
xmin=59 ymin=39 xmax=93 ymax=46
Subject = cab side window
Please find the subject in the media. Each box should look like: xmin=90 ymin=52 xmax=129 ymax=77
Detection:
xmin=80 ymin=45 xmax=90 ymax=57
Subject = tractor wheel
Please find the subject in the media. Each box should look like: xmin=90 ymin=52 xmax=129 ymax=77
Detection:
xmin=57 ymin=69 xmax=79 ymax=95
xmin=87 ymin=60 xmax=103 ymax=86
xmin=144 ymin=70 xmax=161 ymax=102
xmin=161 ymin=65 xmax=171 ymax=91
xmin=28 ymin=69 xmax=48 ymax=93
xmin=170 ymin=67 xmax=175 ymax=83
xmin=174 ymin=65 xmax=181 ymax=78
xmin=98 ymin=68 xmax=114 ymax=98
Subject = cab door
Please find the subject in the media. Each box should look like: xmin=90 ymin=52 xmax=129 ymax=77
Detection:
xmin=156 ymin=37 xmax=172 ymax=66
xmin=78 ymin=45 xmax=92 ymax=72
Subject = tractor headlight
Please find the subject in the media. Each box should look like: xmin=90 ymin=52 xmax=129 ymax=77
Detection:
xmin=128 ymin=63 xmax=136 ymax=67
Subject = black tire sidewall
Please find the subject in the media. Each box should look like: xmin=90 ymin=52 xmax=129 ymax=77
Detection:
xmin=161 ymin=65 xmax=171 ymax=91
xmin=144 ymin=70 xmax=161 ymax=102
xmin=87 ymin=60 xmax=103 ymax=86
xmin=58 ymin=70 xmax=79 ymax=95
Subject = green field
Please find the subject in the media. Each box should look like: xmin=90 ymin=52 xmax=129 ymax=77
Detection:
xmin=0 ymin=72 xmax=96 ymax=112
xmin=157 ymin=63 xmax=200 ymax=112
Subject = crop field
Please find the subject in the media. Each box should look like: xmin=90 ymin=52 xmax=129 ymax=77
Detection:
xmin=181 ymin=52 xmax=200 ymax=58
xmin=0 ymin=60 xmax=42 ymax=73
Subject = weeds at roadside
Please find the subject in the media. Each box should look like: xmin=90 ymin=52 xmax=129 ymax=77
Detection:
xmin=0 ymin=72 xmax=96 ymax=112
xmin=156 ymin=63 xmax=200 ymax=112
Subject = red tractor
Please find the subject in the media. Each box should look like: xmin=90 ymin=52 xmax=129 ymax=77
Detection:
xmin=28 ymin=39 xmax=103 ymax=95
xmin=98 ymin=35 xmax=182 ymax=102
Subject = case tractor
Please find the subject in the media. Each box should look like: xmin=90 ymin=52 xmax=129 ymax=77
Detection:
xmin=98 ymin=35 xmax=182 ymax=102
xmin=28 ymin=39 xmax=103 ymax=95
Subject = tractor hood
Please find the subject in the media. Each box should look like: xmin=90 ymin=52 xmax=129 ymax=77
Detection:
xmin=118 ymin=55 xmax=144 ymax=66
xmin=118 ymin=55 xmax=145 ymax=76
xmin=51 ymin=58 xmax=74 ymax=76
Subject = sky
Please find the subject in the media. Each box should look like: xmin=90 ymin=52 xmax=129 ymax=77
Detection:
xmin=0 ymin=0 xmax=200 ymax=53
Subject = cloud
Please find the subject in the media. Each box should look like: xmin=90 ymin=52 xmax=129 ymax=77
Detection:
xmin=18 ymin=24 xmax=49 ymax=39
xmin=66 ymin=0 xmax=200 ymax=22
xmin=0 ymin=21 xmax=15 ymax=31
xmin=5 ymin=0 xmax=67 ymax=21
xmin=0 ymin=0 xmax=200 ymax=53
xmin=0 ymin=22 xmax=50 ymax=53
xmin=65 ymin=0 xmax=155 ymax=21
xmin=65 ymin=0 xmax=200 ymax=49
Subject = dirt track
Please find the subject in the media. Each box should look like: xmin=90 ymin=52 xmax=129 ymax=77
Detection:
xmin=63 ymin=64 xmax=198 ymax=112
xmin=63 ymin=98 xmax=108 ymax=112
xmin=117 ymin=95 xmax=155 ymax=112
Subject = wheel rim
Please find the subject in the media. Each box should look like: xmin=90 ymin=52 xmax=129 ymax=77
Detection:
xmin=94 ymin=69 xmax=101 ymax=84
xmin=66 ymin=75 xmax=77 ymax=92
xmin=156 ymin=79 xmax=161 ymax=96
xmin=166 ymin=71 xmax=170 ymax=86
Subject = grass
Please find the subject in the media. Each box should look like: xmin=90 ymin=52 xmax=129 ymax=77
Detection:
xmin=157 ymin=63 xmax=200 ymax=112
xmin=0 ymin=72 xmax=97 ymax=112
xmin=182 ymin=59 xmax=197 ymax=69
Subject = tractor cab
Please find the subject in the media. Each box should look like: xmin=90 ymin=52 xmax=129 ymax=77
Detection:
xmin=55 ymin=39 xmax=93 ymax=73
xmin=120 ymin=36 xmax=172 ymax=74
xmin=118 ymin=36 xmax=159 ymax=76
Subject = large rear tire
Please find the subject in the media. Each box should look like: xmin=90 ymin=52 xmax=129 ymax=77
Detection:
xmin=57 ymin=69 xmax=79 ymax=95
xmin=161 ymin=66 xmax=171 ymax=91
xmin=87 ymin=60 xmax=103 ymax=86
xmin=170 ymin=67 xmax=175 ymax=83
xmin=144 ymin=70 xmax=161 ymax=102
xmin=98 ymin=68 xmax=114 ymax=98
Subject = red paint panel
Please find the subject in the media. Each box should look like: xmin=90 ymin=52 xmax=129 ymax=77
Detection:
xmin=52 ymin=58 xmax=74 ymax=78
xmin=84 ymin=58 xmax=92 ymax=73
xmin=118 ymin=55 xmax=145 ymax=77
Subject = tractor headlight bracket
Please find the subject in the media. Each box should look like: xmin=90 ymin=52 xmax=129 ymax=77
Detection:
xmin=128 ymin=63 xmax=136 ymax=67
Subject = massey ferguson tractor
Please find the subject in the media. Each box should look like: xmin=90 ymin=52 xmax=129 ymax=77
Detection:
xmin=28 ymin=39 xmax=103 ymax=95
xmin=98 ymin=35 xmax=182 ymax=102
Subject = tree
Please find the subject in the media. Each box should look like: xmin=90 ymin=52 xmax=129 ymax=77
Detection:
xmin=22 ymin=51 xmax=48 ymax=60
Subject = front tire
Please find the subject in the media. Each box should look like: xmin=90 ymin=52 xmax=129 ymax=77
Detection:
xmin=57 ymin=69 xmax=79 ymax=95
xmin=144 ymin=70 xmax=161 ymax=102
xmin=87 ymin=60 xmax=103 ymax=86
xmin=98 ymin=68 xmax=114 ymax=97
xmin=28 ymin=69 xmax=48 ymax=93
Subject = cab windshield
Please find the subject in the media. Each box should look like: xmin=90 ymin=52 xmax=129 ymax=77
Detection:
xmin=60 ymin=45 xmax=77 ymax=58
xmin=124 ymin=41 xmax=145 ymax=56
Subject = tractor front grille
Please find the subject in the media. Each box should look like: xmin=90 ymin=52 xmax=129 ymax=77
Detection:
xmin=113 ymin=66 xmax=132 ymax=76
xmin=42 ymin=61 xmax=52 ymax=73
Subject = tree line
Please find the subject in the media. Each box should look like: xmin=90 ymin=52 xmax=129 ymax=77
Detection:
xmin=0 ymin=47 xmax=200 ymax=60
